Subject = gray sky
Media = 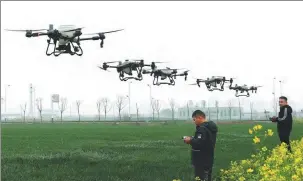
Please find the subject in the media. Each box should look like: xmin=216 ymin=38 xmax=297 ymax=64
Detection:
xmin=1 ymin=1 xmax=303 ymax=115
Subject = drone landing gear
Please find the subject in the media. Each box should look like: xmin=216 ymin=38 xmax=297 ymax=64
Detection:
xmin=235 ymin=90 xmax=250 ymax=97
xmin=46 ymin=39 xmax=83 ymax=56
xmin=205 ymin=83 xmax=224 ymax=91
xmin=118 ymin=67 xmax=143 ymax=81
xmin=153 ymin=76 xmax=175 ymax=86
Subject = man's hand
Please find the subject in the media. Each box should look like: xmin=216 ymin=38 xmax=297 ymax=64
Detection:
xmin=183 ymin=136 xmax=191 ymax=144
xmin=271 ymin=116 xmax=277 ymax=122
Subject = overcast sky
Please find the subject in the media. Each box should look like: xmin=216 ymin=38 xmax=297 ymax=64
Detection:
xmin=1 ymin=1 xmax=303 ymax=115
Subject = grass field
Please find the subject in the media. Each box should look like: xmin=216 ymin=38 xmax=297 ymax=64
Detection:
xmin=1 ymin=121 xmax=303 ymax=181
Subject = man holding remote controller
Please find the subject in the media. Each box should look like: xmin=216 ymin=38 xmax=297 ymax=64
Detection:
xmin=183 ymin=110 xmax=218 ymax=181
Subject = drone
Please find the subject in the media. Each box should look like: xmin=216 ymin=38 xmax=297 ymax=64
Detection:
xmin=5 ymin=24 xmax=123 ymax=56
xmin=228 ymin=84 xmax=262 ymax=97
xmin=142 ymin=67 xmax=189 ymax=86
xmin=190 ymin=76 xmax=234 ymax=91
xmin=98 ymin=59 xmax=163 ymax=81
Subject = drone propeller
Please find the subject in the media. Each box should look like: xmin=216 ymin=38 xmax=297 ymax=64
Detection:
xmin=5 ymin=29 xmax=48 ymax=32
xmin=105 ymin=61 xmax=121 ymax=64
xmin=83 ymin=29 xmax=124 ymax=36
xmin=83 ymin=29 xmax=123 ymax=48
xmin=97 ymin=65 xmax=110 ymax=72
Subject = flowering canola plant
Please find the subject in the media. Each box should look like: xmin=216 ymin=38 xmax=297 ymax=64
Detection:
xmin=172 ymin=124 xmax=303 ymax=181
xmin=219 ymin=124 xmax=303 ymax=181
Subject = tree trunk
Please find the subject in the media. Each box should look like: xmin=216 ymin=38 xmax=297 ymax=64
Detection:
xmin=61 ymin=112 xmax=63 ymax=123
xmin=119 ymin=110 xmax=121 ymax=121
xmin=158 ymin=112 xmax=160 ymax=120
xmin=40 ymin=112 xmax=42 ymax=123
xmin=105 ymin=110 xmax=107 ymax=121
xmin=98 ymin=111 xmax=101 ymax=121
xmin=229 ymin=110 xmax=231 ymax=120
xmin=23 ymin=111 xmax=26 ymax=123
xmin=152 ymin=111 xmax=155 ymax=121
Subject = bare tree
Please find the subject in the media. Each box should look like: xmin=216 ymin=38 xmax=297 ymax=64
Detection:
xmin=154 ymin=100 xmax=161 ymax=120
xmin=228 ymin=100 xmax=232 ymax=120
xmin=96 ymin=99 xmax=102 ymax=121
xmin=201 ymin=100 xmax=206 ymax=108
xmin=58 ymin=98 xmax=68 ymax=122
xmin=186 ymin=101 xmax=190 ymax=120
xmin=36 ymin=98 xmax=43 ymax=122
xmin=151 ymin=99 xmax=157 ymax=120
xmin=238 ymin=98 xmax=242 ymax=121
xmin=264 ymin=109 xmax=269 ymax=120
xmin=169 ymin=98 xmax=176 ymax=123
xmin=116 ymin=96 xmax=127 ymax=121
xmin=20 ymin=102 xmax=27 ymax=123
xmin=101 ymin=98 xmax=111 ymax=121
xmin=76 ymin=100 xmax=82 ymax=122
xmin=215 ymin=101 xmax=219 ymax=122
xmin=136 ymin=103 xmax=139 ymax=123
xmin=250 ymin=102 xmax=254 ymax=121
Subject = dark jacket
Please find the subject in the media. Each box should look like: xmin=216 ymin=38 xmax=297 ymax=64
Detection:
xmin=190 ymin=121 xmax=218 ymax=168
xmin=276 ymin=105 xmax=293 ymax=133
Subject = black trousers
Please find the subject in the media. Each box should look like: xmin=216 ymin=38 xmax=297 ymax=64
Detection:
xmin=194 ymin=166 xmax=212 ymax=181
xmin=278 ymin=131 xmax=291 ymax=152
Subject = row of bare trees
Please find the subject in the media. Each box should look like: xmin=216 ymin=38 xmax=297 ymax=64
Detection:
xmin=18 ymin=95 xmax=265 ymax=122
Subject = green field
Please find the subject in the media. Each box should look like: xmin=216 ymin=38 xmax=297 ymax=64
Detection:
xmin=1 ymin=122 xmax=303 ymax=181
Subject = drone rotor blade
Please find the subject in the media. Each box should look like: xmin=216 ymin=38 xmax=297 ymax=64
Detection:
xmin=5 ymin=29 xmax=48 ymax=32
xmin=97 ymin=66 xmax=110 ymax=72
xmin=83 ymin=29 xmax=124 ymax=35
xmin=101 ymin=29 xmax=124 ymax=34
xmin=106 ymin=61 xmax=121 ymax=64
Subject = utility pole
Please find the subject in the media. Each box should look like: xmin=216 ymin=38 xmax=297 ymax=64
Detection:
xmin=147 ymin=84 xmax=152 ymax=120
xmin=33 ymin=86 xmax=36 ymax=119
xmin=5 ymin=84 xmax=11 ymax=121
xmin=128 ymin=81 xmax=132 ymax=121
xmin=29 ymin=84 xmax=34 ymax=119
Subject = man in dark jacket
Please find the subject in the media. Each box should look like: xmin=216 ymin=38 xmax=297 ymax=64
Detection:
xmin=271 ymin=96 xmax=293 ymax=152
xmin=183 ymin=110 xmax=218 ymax=181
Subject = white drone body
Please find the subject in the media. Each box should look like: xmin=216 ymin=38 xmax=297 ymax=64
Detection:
xmin=57 ymin=25 xmax=78 ymax=45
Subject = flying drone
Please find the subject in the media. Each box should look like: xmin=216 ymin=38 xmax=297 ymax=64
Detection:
xmin=228 ymin=84 xmax=262 ymax=97
xmin=98 ymin=59 xmax=163 ymax=81
xmin=190 ymin=76 xmax=234 ymax=91
xmin=142 ymin=67 xmax=189 ymax=86
xmin=5 ymin=24 xmax=123 ymax=56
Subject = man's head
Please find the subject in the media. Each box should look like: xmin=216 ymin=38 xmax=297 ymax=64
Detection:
xmin=192 ymin=110 xmax=206 ymax=125
xmin=279 ymin=96 xmax=288 ymax=107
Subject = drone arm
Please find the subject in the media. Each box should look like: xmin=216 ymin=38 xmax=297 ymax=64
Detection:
xmin=79 ymin=36 xmax=100 ymax=41
xmin=28 ymin=32 xmax=49 ymax=37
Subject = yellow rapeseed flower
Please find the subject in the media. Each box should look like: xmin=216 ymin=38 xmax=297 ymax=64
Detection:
xmin=292 ymin=175 xmax=299 ymax=181
xmin=262 ymin=146 xmax=268 ymax=152
xmin=239 ymin=176 xmax=246 ymax=181
xmin=172 ymin=179 xmax=181 ymax=181
xmin=195 ymin=176 xmax=201 ymax=181
xmin=267 ymin=129 xmax=274 ymax=136
xmin=248 ymin=129 xmax=253 ymax=134
xmin=253 ymin=136 xmax=260 ymax=144
xmin=257 ymin=124 xmax=262 ymax=130
xmin=247 ymin=168 xmax=254 ymax=173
